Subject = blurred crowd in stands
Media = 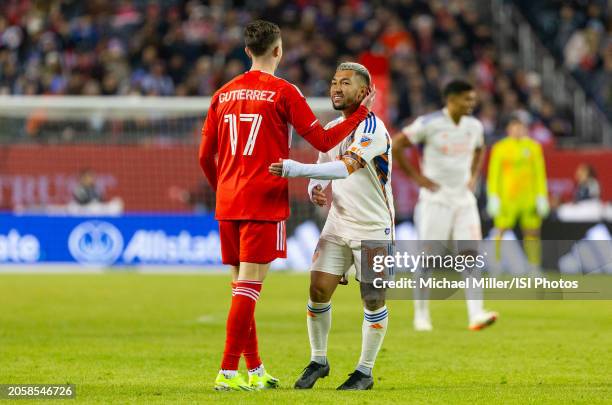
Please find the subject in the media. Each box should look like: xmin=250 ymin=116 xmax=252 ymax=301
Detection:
xmin=1 ymin=0 xmax=609 ymax=143
xmin=516 ymin=0 xmax=612 ymax=120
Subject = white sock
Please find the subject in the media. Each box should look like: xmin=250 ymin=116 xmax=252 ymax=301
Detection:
xmin=248 ymin=364 xmax=265 ymax=377
xmin=357 ymin=306 xmax=388 ymax=376
xmin=466 ymin=299 xmax=484 ymax=323
xmin=220 ymin=369 xmax=237 ymax=378
xmin=307 ymin=300 xmax=331 ymax=365
xmin=413 ymin=299 xmax=430 ymax=320
xmin=462 ymin=266 xmax=484 ymax=323
xmin=413 ymin=268 xmax=431 ymax=321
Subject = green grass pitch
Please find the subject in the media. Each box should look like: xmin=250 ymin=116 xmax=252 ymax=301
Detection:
xmin=0 ymin=272 xmax=610 ymax=404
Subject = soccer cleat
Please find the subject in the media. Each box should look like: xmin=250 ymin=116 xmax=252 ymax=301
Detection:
xmin=214 ymin=371 xmax=254 ymax=391
xmin=413 ymin=317 xmax=433 ymax=332
xmin=249 ymin=371 xmax=280 ymax=390
xmin=469 ymin=311 xmax=499 ymax=331
xmin=294 ymin=361 xmax=330 ymax=389
xmin=336 ymin=370 xmax=374 ymax=390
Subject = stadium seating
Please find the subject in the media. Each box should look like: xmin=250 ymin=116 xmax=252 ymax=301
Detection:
xmin=513 ymin=0 xmax=611 ymax=120
xmin=1 ymin=0 xmax=600 ymax=139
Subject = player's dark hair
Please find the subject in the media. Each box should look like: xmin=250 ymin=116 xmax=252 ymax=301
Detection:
xmin=443 ymin=80 xmax=474 ymax=98
xmin=244 ymin=20 xmax=281 ymax=56
xmin=336 ymin=62 xmax=371 ymax=87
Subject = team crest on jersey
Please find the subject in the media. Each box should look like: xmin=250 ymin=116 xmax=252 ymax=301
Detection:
xmin=360 ymin=135 xmax=372 ymax=147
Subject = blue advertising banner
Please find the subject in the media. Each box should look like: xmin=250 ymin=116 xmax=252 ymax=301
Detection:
xmin=0 ymin=214 xmax=222 ymax=267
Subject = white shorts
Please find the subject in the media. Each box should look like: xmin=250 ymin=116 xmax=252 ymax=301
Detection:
xmin=310 ymin=234 xmax=363 ymax=281
xmin=415 ymin=197 xmax=482 ymax=240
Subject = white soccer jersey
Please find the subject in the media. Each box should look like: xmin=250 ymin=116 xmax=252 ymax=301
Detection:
xmin=402 ymin=108 xmax=484 ymax=205
xmin=309 ymin=112 xmax=395 ymax=241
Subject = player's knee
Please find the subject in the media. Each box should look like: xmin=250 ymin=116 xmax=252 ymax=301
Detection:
xmin=363 ymin=299 xmax=385 ymax=311
xmin=309 ymin=283 xmax=333 ymax=302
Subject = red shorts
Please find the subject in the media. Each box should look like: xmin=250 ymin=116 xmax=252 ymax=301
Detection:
xmin=218 ymin=220 xmax=287 ymax=265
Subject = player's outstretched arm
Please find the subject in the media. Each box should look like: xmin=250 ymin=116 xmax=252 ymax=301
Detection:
xmin=391 ymin=133 xmax=439 ymax=192
xmin=270 ymin=122 xmax=388 ymax=180
xmin=286 ymin=85 xmax=376 ymax=153
xmin=269 ymin=158 xmax=350 ymax=180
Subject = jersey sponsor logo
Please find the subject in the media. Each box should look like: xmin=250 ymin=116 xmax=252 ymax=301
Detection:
xmin=385 ymin=228 xmax=391 ymax=235
xmin=359 ymin=135 xmax=372 ymax=147
xmin=218 ymin=89 xmax=276 ymax=103
xmin=68 ymin=221 xmax=124 ymax=266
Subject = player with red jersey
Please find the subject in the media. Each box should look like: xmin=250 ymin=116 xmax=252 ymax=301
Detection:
xmin=199 ymin=20 xmax=375 ymax=391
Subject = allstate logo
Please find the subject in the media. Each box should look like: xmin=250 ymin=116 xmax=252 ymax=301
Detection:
xmin=68 ymin=221 xmax=124 ymax=266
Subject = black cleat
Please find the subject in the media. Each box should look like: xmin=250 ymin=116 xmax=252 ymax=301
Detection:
xmin=294 ymin=361 xmax=330 ymax=389
xmin=336 ymin=370 xmax=374 ymax=390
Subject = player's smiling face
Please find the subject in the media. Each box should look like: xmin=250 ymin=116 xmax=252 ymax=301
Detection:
xmin=330 ymin=70 xmax=366 ymax=111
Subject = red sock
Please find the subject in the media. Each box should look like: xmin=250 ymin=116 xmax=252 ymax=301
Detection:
xmin=244 ymin=317 xmax=262 ymax=370
xmin=230 ymin=282 xmax=262 ymax=370
xmin=232 ymin=281 xmax=262 ymax=370
xmin=221 ymin=280 xmax=262 ymax=370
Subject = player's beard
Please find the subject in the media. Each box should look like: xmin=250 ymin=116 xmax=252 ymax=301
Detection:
xmin=332 ymin=102 xmax=347 ymax=111
xmin=332 ymin=95 xmax=355 ymax=111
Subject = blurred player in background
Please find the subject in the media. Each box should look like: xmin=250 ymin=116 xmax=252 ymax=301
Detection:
xmin=392 ymin=80 xmax=497 ymax=331
xmin=270 ymin=62 xmax=392 ymax=390
xmin=487 ymin=116 xmax=549 ymax=271
xmin=573 ymin=164 xmax=600 ymax=202
xmin=199 ymin=20 xmax=375 ymax=391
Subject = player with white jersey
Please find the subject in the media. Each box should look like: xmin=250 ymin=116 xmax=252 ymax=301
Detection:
xmin=269 ymin=62 xmax=392 ymax=391
xmin=312 ymin=113 xmax=394 ymax=244
xmin=392 ymin=79 xmax=497 ymax=332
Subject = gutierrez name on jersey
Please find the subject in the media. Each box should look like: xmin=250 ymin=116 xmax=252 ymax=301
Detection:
xmin=218 ymin=89 xmax=276 ymax=103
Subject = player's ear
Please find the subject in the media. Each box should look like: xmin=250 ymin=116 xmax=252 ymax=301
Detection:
xmin=244 ymin=47 xmax=252 ymax=59
xmin=272 ymin=44 xmax=281 ymax=58
xmin=359 ymin=85 xmax=368 ymax=100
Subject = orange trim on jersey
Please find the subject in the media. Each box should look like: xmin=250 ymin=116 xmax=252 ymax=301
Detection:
xmin=372 ymin=134 xmax=394 ymax=240
xmin=341 ymin=152 xmax=367 ymax=174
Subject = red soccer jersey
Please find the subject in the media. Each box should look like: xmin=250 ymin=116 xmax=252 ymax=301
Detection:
xmin=199 ymin=70 xmax=368 ymax=221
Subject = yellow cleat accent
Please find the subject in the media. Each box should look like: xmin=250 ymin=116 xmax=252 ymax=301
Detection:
xmin=249 ymin=371 xmax=280 ymax=390
xmin=214 ymin=372 xmax=254 ymax=391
